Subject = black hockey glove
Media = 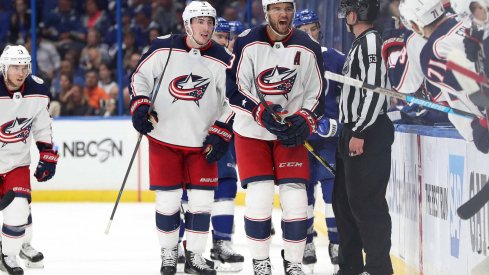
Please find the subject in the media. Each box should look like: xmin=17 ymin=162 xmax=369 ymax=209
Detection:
xmin=34 ymin=143 xmax=59 ymax=182
xmin=130 ymin=96 xmax=158 ymax=135
xmin=464 ymin=28 xmax=484 ymax=63
xmin=278 ymin=109 xmax=317 ymax=148
xmin=252 ymin=101 xmax=289 ymax=136
xmin=472 ymin=117 xmax=489 ymax=154
xmin=202 ymin=121 xmax=233 ymax=163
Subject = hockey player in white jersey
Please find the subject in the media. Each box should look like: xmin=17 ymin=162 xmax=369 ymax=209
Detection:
xmin=400 ymin=0 xmax=489 ymax=153
xmin=128 ymin=1 xmax=233 ymax=275
xmin=227 ymin=0 xmax=325 ymax=274
xmin=0 ymin=45 xmax=58 ymax=275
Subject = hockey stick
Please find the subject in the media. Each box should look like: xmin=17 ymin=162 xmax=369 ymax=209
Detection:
xmin=457 ymin=180 xmax=489 ymax=219
xmin=446 ymin=50 xmax=489 ymax=109
xmin=251 ymin=67 xmax=336 ymax=175
xmin=325 ymin=71 xmax=480 ymax=119
xmin=105 ymin=35 xmax=174 ymax=234
xmin=0 ymin=190 xmax=15 ymax=211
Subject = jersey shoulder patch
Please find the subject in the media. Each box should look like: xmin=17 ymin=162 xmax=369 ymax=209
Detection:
xmin=31 ymin=75 xmax=44 ymax=84
xmin=238 ymin=29 xmax=251 ymax=37
xmin=157 ymin=34 xmax=172 ymax=40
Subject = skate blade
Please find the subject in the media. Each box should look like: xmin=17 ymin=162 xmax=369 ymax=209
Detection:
xmin=303 ymin=263 xmax=314 ymax=274
xmin=213 ymin=261 xmax=243 ymax=272
xmin=176 ymin=263 xmax=185 ymax=273
xmin=24 ymin=260 xmax=44 ymax=269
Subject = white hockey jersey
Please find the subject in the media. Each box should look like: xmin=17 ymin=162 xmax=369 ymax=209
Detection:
xmin=0 ymin=75 xmax=53 ymax=174
xmin=129 ymin=34 xmax=234 ymax=148
xmin=420 ymin=16 xmax=482 ymax=141
xmin=227 ymin=26 xmax=325 ymax=140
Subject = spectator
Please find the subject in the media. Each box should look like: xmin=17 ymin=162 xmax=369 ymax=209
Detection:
xmin=80 ymin=29 xmax=110 ymax=67
xmin=25 ymin=33 xmax=61 ymax=82
xmin=83 ymin=0 xmax=111 ymax=36
xmin=166 ymin=6 xmax=185 ymax=34
xmin=0 ymin=2 xmax=10 ymax=49
xmin=84 ymin=69 xmax=109 ymax=113
xmin=98 ymin=62 xmax=118 ymax=95
xmin=132 ymin=3 xmax=160 ymax=48
xmin=142 ymin=27 xmax=161 ymax=54
xmin=222 ymin=4 xmax=239 ymax=21
xmin=51 ymin=59 xmax=85 ymax=97
xmin=152 ymin=0 xmax=179 ymax=35
xmin=104 ymin=9 xmax=140 ymax=46
xmin=60 ymin=84 xmax=93 ymax=116
xmin=123 ymin=52 xmax=141 ymax=88
xmin=9 ymin=0 xmax=31 ymax=45
xmin=108 ymin=30 xmax=139 ymax=69
xmin=42 ymin=0 xmax=86 ymax=54
xmin=50 ymin=72 xmax=74 ymax=117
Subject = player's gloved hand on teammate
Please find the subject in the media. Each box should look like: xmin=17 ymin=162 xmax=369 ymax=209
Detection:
xmin=130 ymin=96 xmax=158 ymax=135
xmin=278 ymin=109 xmax=317 ymax=147
xmin=202 ymin=121 xmax=233 ymax=163
xmin=464 ymin=27 xmax=484 ymax=63
xmin=317 ymin=117 xmax=339 ymax=138
xmin=471 ymin=117 xmax=489 ymax=154
xmin=252 ymin=101 xmax=289 ymax=135
xmin=34 ymin=143 xmax=59 ymax=182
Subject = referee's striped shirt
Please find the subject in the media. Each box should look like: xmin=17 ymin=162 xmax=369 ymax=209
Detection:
xmin=339 ymin=28 xmax=388 ymax=138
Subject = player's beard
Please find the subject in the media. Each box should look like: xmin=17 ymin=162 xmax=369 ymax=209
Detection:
xmin=6 ymin=76 xmax=25 ymax=91
xmin=269 ymin=18 xmax=292 ymax=36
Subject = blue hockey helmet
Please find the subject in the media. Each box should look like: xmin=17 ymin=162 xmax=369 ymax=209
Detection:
xmin=215 ymin=17 xmax=231 ymax=33
xmin=293 ymin=9 xmax=320 ymax=27
xmin=229 ymin=21 xmax=246 ymax=36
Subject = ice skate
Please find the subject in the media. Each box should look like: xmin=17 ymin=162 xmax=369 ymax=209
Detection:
xmin=252 ymin=257 xmax=272 ymax=275
xmin=0 ymin=254 xmax=23 ymax=275
xmin=210 ymin=239 xmax=244 ymax=272
xmin=184 ymin=250 xmax=216 ymax=275
xmin=19 ymin=243 xmax=44 ymax=268
xmin=328 ymin=242 xmax=340 ymax=272
xmin=282 ymin=250 xmax=305 ymax=275
xmin=160 ymin=246 xmax=178 ymax=275
xmin=302 ymin=242 xmax=317 ymax=273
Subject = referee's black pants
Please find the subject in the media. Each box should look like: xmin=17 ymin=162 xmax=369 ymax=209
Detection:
xmin=333 ymin=115 xmax=394 ymax=275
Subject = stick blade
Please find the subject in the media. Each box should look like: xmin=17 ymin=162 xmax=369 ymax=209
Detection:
xmin=457 ymin=181 xmax=489 ymax=219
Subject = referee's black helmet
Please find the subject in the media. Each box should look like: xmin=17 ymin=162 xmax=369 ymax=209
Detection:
xmin=338 ymin=0 xmax=380 ymax=22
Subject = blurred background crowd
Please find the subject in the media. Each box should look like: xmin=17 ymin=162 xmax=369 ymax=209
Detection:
xmin=0 ymin=0 xmax=397 ymax=117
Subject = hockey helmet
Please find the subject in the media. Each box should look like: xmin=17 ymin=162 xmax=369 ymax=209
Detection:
xmin=262 ymin=0 xmax=295 ymax=13
xmin=182 ymin=1 xmax=217 ymax=26
xmin=229 ymin=21 xmax=246 ymax=36
xmin=399 ymin=0 xmax=445 ymax=31
xmin=0 ymin=45 xmax=32 ymax=80
xmin=293 ymin=9 xmax=320 ymax=27
xmin=338 ymin=0 xmax=380 ymax=22
xmin=215 ymin=17 xmax=231 ymax=34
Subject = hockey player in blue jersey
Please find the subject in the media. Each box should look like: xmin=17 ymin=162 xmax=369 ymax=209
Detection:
xmin=178 ymin=16 xmax=245 ymax=273
xmin=228 ymin=21 xmax=246 ymax=52
xmin=293 ymin=9 xmax=345 ymax=273
xmin=0 ymin=45 xmax=58 ymax=275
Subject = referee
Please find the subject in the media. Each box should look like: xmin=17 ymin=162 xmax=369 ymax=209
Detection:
xmin=333 ymin=1 xmax=394 ymax=275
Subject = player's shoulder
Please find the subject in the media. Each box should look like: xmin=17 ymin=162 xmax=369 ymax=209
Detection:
xmin=289 ymin=29 xmax=321 ymax=51
xmin=203 ymin=42 xmax=232 ymax=65
xmin=24 ymin=75 xmax=50 ymax=98
xmin=149 ymin=34 xmax=187 ymax=52
xmin=235 ymin=25 xmax=265 ymax=46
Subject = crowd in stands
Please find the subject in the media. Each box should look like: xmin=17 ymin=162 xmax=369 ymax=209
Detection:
xmin=0 ymin=0 xmax=264 ymax=117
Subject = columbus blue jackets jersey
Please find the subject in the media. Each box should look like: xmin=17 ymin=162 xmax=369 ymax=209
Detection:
xmin=227 ymin=26 xmax=325 ymax=140
xmin=0 ymin=75 xmax=53 ymax=174
xmin=420 ymin=16 xmax=482 ymax=140
xmin=388 ymin=31 xmax=426 ymax=94
xmin=129 ymin=34 xmax=234 ymax=148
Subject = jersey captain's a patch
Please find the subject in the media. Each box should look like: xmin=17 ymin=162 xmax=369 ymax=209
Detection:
xmin=257 ymin=66 xmax=297 ymax=99
xmin=169 ymin=73 xmax=210 ymax=106
xmin=0 ymin=117 xmax=33 ymax=146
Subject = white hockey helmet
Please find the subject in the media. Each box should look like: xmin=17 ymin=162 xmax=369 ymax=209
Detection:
xmin=262 ymin=0 xmax=296 ymax=13
xmin=182 ymin=1 xmax=216 ymax=26
xmin=0 ymin=45 xmax=32 ymax=81
xmin=399 ymin=0 xmax=445 ymax=34
xmin=452 ymin=0 xmax=488 ymax=25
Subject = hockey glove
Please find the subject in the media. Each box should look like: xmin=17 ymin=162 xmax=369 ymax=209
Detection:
xmin=279 ymin=109 xmax=317 ymax=147
xmin=317 ymin=118 xmax=339 ymax=138
xmin=464 ymin=28 xmax=484 ymax=63
xmin=472 ymin=117 xmax=489 ymax=154
xmin=34 ymin=147 xmax=59 ymax=182
xmin=203 ymin=121 xmax=233 ymax=163
xmin=130 ymin=96 xmax=158 ymax=135
xmin=252 ymin=101 xmax=289 ymax=135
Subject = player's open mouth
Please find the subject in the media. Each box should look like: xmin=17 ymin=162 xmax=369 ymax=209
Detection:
xmin=279 ymin=20 xmax=288 ymax=27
